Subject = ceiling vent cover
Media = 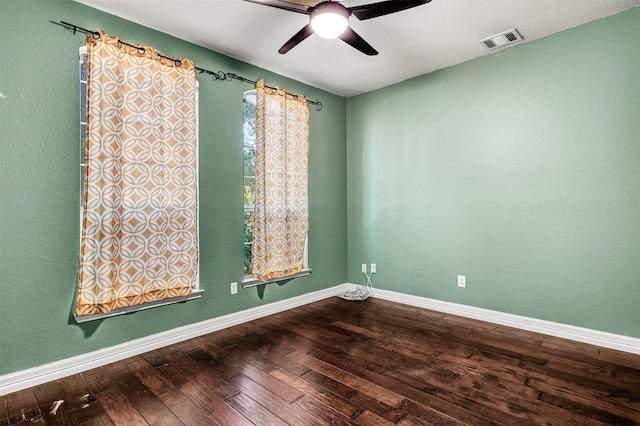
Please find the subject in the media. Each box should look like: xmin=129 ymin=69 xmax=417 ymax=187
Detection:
xmin=479 ymin=29 xmax=523 ymax=50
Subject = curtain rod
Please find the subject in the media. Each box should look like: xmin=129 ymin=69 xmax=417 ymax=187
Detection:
xmin=53 ymin=20 xmax=323 ymax=111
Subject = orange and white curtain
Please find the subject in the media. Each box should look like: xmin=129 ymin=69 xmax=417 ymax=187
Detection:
xmin=252 ymin=79 xmax=309 ymax=282
xmin=76 ymin=31 xmax=199 ymax=316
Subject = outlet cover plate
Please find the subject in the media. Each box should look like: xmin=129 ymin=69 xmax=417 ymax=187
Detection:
xmin=231 ymin=282 xmax=238 ymax=294
xmin=457 ymin=275 xmax=466 ymax=288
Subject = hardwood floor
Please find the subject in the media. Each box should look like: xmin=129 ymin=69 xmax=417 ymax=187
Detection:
xmin=2 ymin=297 xmax=640 ymax=425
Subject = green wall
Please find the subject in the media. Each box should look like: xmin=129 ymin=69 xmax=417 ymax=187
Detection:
xmin=347 ymin=8 xmax=640 ymax=337
xmin=0 ymin=0 xmax=347 ymax=375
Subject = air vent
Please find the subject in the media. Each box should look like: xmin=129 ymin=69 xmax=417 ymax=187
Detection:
xmin=479 ymin=29 xmax=523 ymax=51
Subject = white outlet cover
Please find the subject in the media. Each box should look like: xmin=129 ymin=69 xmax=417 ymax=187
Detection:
xmin=230 ymin=281 xmax=238 ymax=294
xmin=457 ymin=275 xmax=466 ymax=288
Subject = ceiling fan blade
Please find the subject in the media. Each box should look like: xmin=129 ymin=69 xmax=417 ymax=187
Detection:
xmin=349 ymin=0 xmax=431 ymax=20
xmin=284 ymin=0 xmax=326 ymax=6
xmin=339 ymin=27 xmax=378 ymax=56
xmin=279 ymin=24 xmax=315 ymax=54
xmin=243 ymin=0 xmax=310 ymax=14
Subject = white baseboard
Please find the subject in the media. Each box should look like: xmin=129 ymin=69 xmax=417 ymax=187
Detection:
xmin=3 ymin=283 xmax=638 ymax=396
xmin=0 ymin=283 xmax=350 ymax=396
xmin=349 ymin=284 xmax=640 ymax=355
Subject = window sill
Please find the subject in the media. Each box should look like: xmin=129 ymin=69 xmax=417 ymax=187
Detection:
xmin=242 ymin=269 xmax=312 ymax=288
xmin=74 ymin=289 xmax=205 ymax=323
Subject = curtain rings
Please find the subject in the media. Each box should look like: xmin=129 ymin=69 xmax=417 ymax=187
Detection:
xmin=116 ymin=39 xmax=145 ymax=56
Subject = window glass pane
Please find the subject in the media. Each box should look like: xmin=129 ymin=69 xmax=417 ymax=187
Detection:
xmin=243 ymin=209 xmax=253 ymax=276
xmin=243 ymin=176 xmax=255 ymax=206
xmin=80 ymin=55 xmax=88 ymax=81
xmin=243 ymin=92 xmax=256 ymax=147
xmin=243 ymin=146 xmax=256 ymax=176
xmin=243 ymin=91 xmax=256 ymax=276
xmin=80 ymin=57 xmax=87 ymax=201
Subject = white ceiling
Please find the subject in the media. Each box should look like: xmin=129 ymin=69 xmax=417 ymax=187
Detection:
xmin=74 ymin=0 xmax=639 ymax=97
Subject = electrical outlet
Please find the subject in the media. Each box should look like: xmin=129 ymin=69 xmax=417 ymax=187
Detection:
xmin=457 ymin=275 xmax=466 ymax=288
xmin=361 ymin=263 xmax=367 ymax=274
xmin=371 ymin=263 xmax=377 ymax=274
xmin=230 ymin=282 xmax=238 ymax=295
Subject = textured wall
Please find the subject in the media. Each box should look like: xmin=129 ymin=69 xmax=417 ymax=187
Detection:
xmin=0 ymin=0 xmax=347 ymax=375
xmin=346 ymin=8 xmax=640 ymax=337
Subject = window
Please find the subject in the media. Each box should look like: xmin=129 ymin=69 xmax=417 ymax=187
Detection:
xmin=79 ymin=50 xmax=87 ymax=201
xmin=76 ymin=45 xmax=202 ymax=322
xmin=243 ymin=90 xmax=257 ymax=277
xmin=242 ymin=89 xmax=310 ymax=286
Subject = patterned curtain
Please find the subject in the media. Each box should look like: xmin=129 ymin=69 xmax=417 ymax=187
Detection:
xmin=252 ymin=79 xmax=309 ymax=282
xmin=76 ymin=31 xmax=199 ymax=316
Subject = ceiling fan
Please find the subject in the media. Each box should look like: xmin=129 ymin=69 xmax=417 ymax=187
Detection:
xmin=244 ymin=0 xmax=432 ymax=55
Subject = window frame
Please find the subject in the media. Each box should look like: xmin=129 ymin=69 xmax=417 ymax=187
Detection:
xmin=241 ymin=89 xmax=310 ymax=288
xmin=75 ymin=46 xmax=203 ymax=323
xmin=242 ymin=90 xmax=257 ymax=278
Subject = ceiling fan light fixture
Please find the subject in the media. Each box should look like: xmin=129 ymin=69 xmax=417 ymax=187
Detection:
xmin=310 ymin=3 xmax=349 ymax=39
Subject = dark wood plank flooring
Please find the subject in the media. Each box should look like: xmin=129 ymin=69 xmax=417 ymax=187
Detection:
xmin=2 ymin=297 xmax=640 ymax=425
